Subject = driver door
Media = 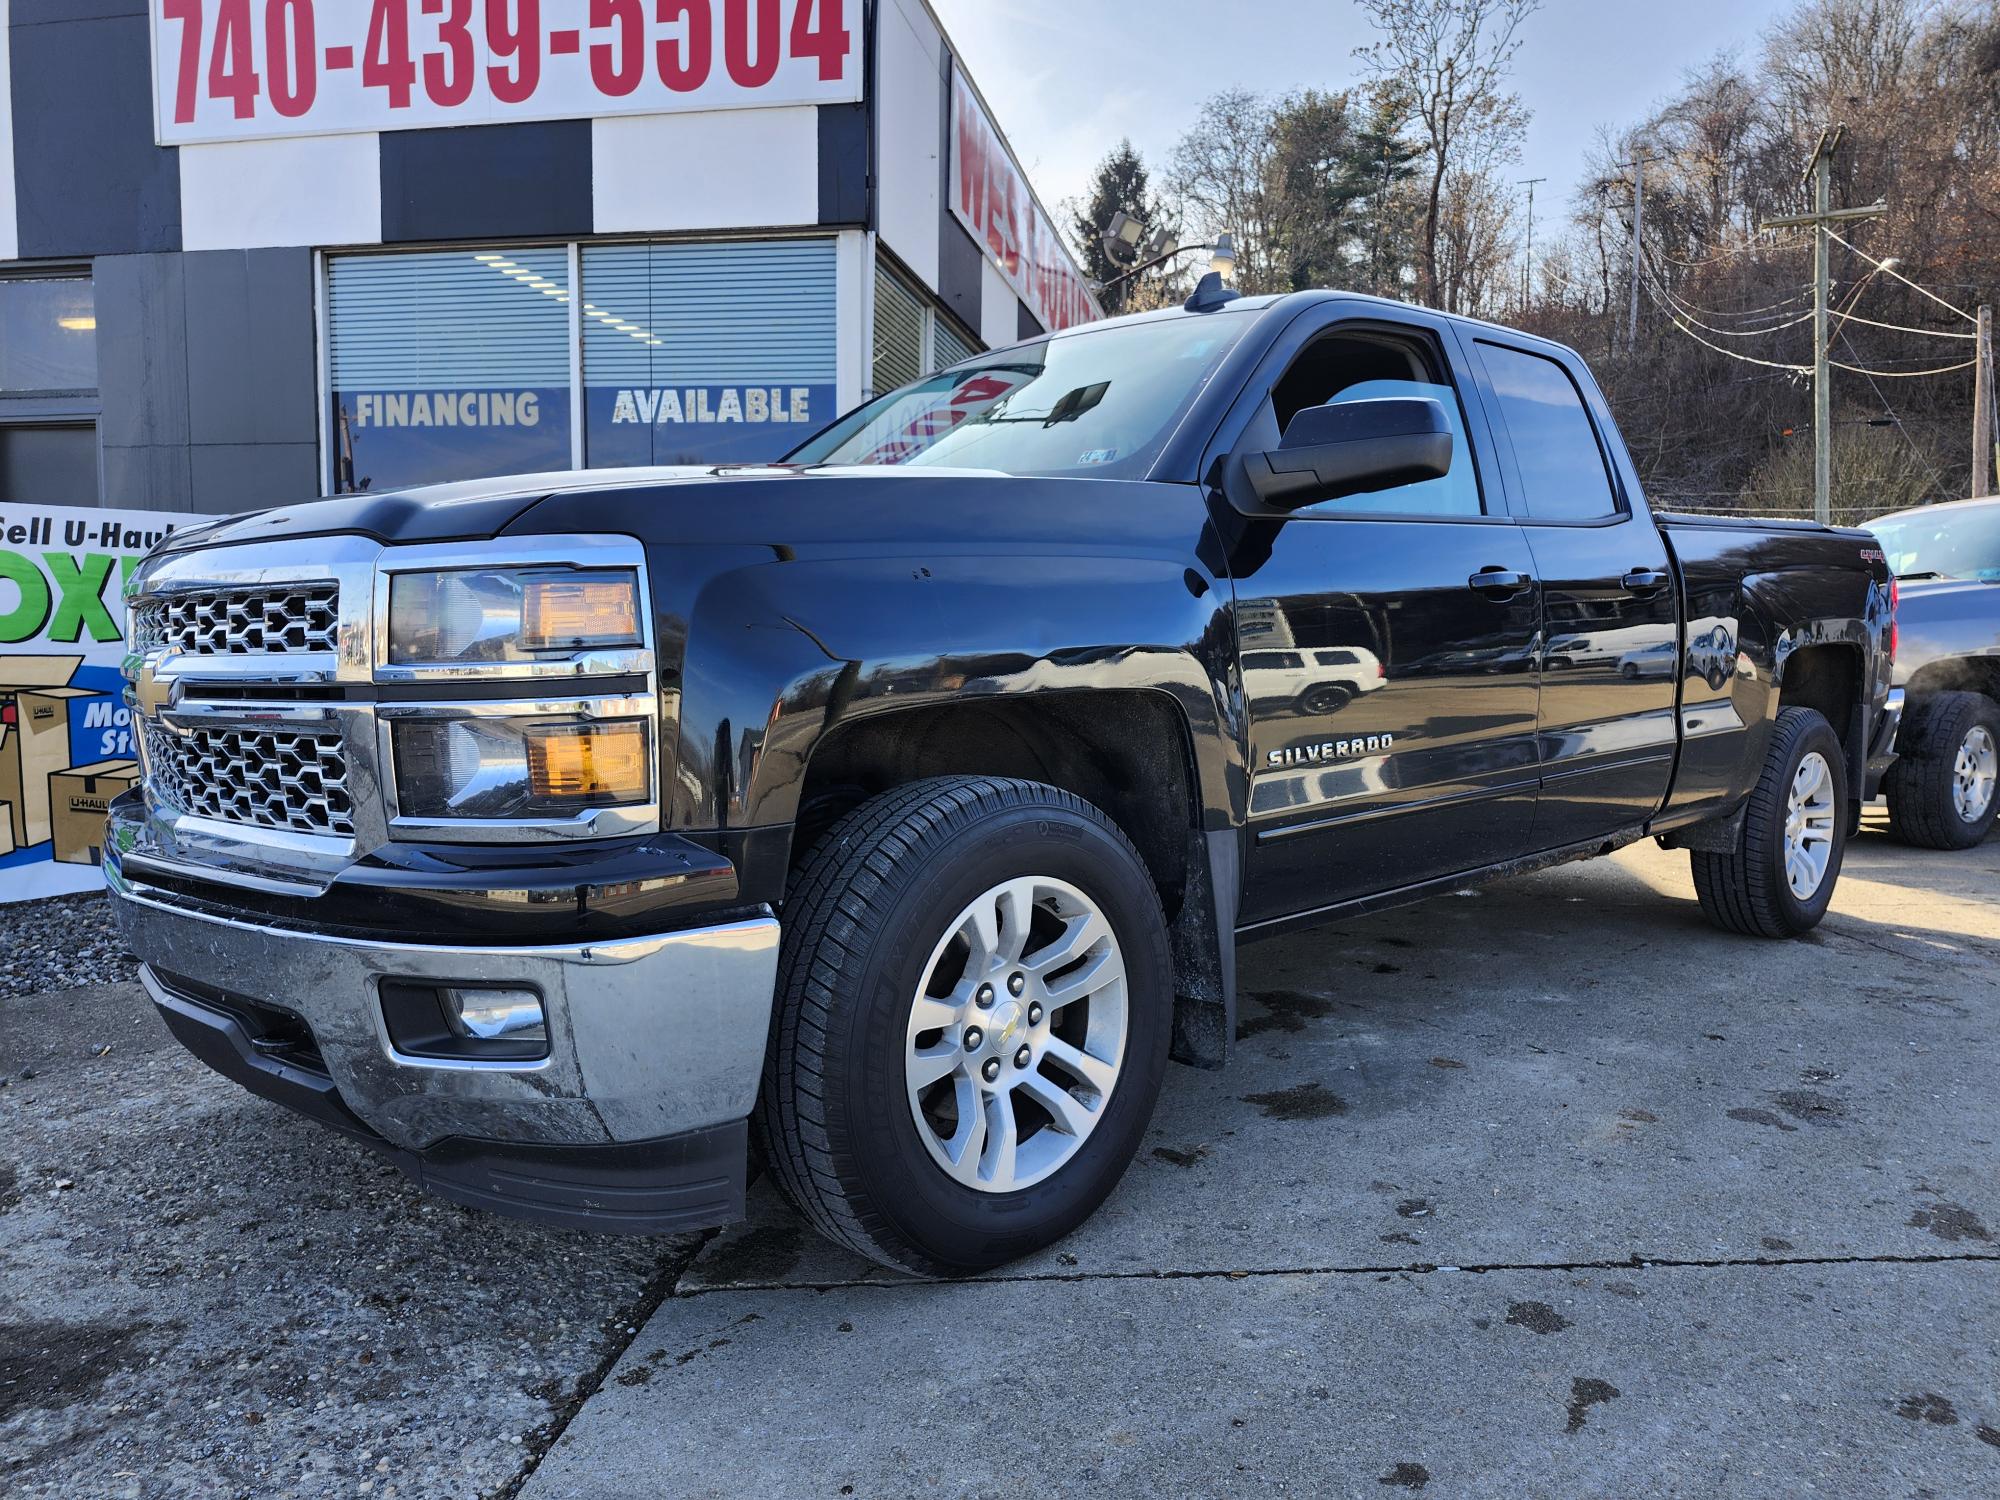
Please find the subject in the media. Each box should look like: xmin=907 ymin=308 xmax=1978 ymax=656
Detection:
xmin=1218 ymin=313 xmax=1544 ymax=927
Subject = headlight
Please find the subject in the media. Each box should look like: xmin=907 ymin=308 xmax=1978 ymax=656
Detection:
xmin=392 ymin=717 xmax=651 ymax=819
xmin=388 ymin=568 xmax=643 ymax=667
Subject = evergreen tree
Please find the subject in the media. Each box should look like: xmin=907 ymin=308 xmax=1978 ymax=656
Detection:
xmin=1073 ymin=141 xmax=1168 ymax=314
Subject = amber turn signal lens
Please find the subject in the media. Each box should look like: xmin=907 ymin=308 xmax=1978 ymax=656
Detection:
xmin=522 ymin=576 xmax=642 ymax=652
xmin=526 ymin=723 xmax=649 ymax=804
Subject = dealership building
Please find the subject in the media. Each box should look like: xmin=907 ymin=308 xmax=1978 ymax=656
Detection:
xmin=0 ymin=0 xmax=1098 ymax=514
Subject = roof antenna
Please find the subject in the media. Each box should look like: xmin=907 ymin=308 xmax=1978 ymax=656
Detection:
xmin=1185 ymin=234 xmax=1241 ymax=312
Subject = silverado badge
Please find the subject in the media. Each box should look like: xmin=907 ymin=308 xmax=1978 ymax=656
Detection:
xmin=1267 ymin=735 xmax=1394 ymax=769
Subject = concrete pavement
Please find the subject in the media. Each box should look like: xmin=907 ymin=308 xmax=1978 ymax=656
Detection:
xmin=4 ymin=819 xmax=1996 ymax=1498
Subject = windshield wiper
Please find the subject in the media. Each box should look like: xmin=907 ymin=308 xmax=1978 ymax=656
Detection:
xmin=1895 ymin=569 xmax=1949 ymax=580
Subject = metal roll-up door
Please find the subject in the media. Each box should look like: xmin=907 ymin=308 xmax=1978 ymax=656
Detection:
xmin=873 ymin=264 xmax=927 ymax=397
xmin=326 ymin=248 xmax=573 ymax=493
xmin=582 ymin=239 xmax=839 ymax=467
xmin=932 ymin=315 xmax=980 ymax=373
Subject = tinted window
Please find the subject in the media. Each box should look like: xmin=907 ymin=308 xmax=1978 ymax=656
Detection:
xmin=1265 ymin=333 xmax=1483 ymax=517
xmin=1479 ymin=342 xmax=1620 ymax=521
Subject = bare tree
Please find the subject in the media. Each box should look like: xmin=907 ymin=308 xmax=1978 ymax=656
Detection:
xmin=1355 ymin=0 xmax=1540 ymax=312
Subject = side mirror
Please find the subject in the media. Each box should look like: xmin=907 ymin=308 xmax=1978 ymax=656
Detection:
xmin=1231 ymin=397 xmax=1453 ymax=512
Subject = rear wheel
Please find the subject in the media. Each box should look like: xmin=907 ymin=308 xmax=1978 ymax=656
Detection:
xmin=755 ymin=777 xmax=1172 ymax=1277
xmin=1692 ymin=707 xmax=1848 ymax=938
xmin=1885 ymin=691 xmax=2000 ymax=850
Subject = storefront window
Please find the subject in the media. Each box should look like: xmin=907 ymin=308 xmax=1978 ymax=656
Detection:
xmin=1 ymin=278 xmax=98 ymax=393
xmin=582 ymin=240 xmax=838 ymax=468
xmin=0 ymin=275 xmax=99 ymax=505
xmin=327 ymin=249 xmax=574 ymax=493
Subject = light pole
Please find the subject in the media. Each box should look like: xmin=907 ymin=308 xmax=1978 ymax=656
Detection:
xmin=1519 ymin=176 xmax=1547 ymax=312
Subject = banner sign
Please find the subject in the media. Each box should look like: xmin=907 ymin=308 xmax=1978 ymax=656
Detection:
xmin=948 ymin=68 xmax=1100 ymax=335
xmin=150 ymin=0 xmax=861 ymax=147
xmin=1 ymin=505 xmax=181 ymax=906
xmin=586 ymin=381 xmax=834 ymax=465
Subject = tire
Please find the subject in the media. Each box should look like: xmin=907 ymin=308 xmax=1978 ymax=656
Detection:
xmin=1692 ymin=707 xmax=1849 ymax=939
xmin=1884 ymin=691 xmax=2000 ymax=850
xmin=754 ymin=777 xmax=1173 ymax=1277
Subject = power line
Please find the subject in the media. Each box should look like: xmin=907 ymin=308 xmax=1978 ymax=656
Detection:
xmin=1828 ymin=308 xmax=1979 ymax=341
xmin=1825 ymin=229 xmax=1979 ymax=324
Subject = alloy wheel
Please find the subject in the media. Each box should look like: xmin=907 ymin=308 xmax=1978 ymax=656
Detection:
xmin=904 ymin=876 xmax=1128 ymax=1194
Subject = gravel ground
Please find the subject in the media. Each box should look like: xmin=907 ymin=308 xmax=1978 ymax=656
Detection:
xmin=0 ymin=892 xmax=137 ymax=1000
xmin=0 ymin=980 xmax=699 ymax=1500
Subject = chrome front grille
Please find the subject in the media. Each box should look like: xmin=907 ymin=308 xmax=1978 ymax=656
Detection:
xmin=143 ymin=724 xmax=356 ymax=838
xmin=134 ymin=585 xmax=340 ymax=657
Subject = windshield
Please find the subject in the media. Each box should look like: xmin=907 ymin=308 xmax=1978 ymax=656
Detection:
xmin=1869 ymin=506 xmax=2000 ymax=581
xmin=787 ymin=314 xmax=1252 ymax=479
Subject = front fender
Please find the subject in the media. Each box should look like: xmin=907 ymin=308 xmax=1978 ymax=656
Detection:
xmin=668 ymin=548 xmax=1242 ymax=837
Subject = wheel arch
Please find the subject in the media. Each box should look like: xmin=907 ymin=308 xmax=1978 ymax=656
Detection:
xmin=789 ymin=691 xmax=1241 ymax=1070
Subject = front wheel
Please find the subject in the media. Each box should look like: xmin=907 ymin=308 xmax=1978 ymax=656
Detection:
xmin=755 ymin=777 xmax=1172 ymax=1277
xmin=1885 ymin=691 xmax=2000 ymax=850
xmin=1691 ymin=706 xmax=1848 ymax=938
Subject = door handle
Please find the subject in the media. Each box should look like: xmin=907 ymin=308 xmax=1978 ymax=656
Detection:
xmin=1468 ymin=568 xmax=1532 ymax=599
xmin=1622 ymin=568 xmax=1670 ymax=596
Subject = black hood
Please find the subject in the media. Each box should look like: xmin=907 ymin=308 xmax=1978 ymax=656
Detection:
xmin=149 ymin=469 xmax=716 ymax=556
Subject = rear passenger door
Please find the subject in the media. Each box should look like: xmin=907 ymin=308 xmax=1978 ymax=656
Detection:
xmin=1468 ymin=338 xmax=1679 ymax=846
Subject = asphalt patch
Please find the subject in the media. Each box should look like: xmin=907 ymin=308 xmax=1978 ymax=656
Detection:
xmin=1896 ymin=1392 xmax=1959 ymax=1425
xmin=1242 ymin=1082 xmax=1348 ymax=1120
xmin=1237 ymin=990 xmax=1336 ymax=1039
xmin=1505 ymin=1301 xmax=1571 ymax=1335
xmin=1565 ymin=1377 xmax=1621 ymax=1434
xmin=1378 ymin=1461 xmax=1431 ymax=1488
xmin=1908 ymin=1202 xmax=1992 ymax=1244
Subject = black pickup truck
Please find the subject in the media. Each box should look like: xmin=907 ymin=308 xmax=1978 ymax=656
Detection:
xmin=108 ymin=286 xmax=1896 ymax=1276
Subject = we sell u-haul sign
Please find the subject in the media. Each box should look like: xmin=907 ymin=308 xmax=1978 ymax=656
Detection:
xmin=0 ymin=505 xmax=178 ymax=905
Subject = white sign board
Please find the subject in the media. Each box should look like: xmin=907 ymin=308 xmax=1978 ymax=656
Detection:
xmin=947 ymin=67 xmax=1099 ymax=334
xmin=0 ymin=505 xmax=180 ymax=905
xmin=150 ymin=0 xmax=861 ymax=146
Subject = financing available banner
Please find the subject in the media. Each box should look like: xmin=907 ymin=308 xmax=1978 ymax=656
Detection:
xmin=0 ymin=505 xmax=180 ymax=905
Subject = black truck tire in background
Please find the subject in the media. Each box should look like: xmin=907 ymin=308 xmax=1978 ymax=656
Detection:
xmin=1885 ymin=691 xmax=2000 ymax=850
xmin=1692 ymin=707 xmax=1850 ymax=939
xmin=753 ymin=777 xmax=1173 ymax=1277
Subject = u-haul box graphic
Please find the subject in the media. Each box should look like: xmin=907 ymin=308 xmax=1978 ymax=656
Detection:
xmin=1 ymin=504 xmax=179 ymax=904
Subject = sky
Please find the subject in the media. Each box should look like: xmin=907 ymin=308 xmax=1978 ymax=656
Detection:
xmin=931 ymin=0 xmax=1797 ymax=237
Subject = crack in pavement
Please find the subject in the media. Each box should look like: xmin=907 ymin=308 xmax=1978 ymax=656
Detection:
xmin=492 ymin=1230 xmax=718 ymax=1500
xmin=674 ymin=1247 xmax=2000 ymax=1299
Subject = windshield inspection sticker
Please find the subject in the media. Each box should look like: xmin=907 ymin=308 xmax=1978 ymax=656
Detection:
xmin=1077 ymin=449 xmax=1119 ymax=466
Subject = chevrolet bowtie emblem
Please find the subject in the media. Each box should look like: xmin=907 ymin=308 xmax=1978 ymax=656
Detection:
xmin=133 ymin=661 xmax=179 ymax=717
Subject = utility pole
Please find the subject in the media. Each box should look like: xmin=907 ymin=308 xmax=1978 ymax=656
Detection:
xmin=1975 ymin=305 xmax=1995 ymax=499
xmin=1616 ymin=148 xmax=1663 ymax=355
xmin=1761 ymin=125 xmax=1887 ymax=524
xmin=1519 ymin=176 xmax=1547 ymax=312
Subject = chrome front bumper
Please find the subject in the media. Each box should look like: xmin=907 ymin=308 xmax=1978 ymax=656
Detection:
xmin=109 ymin=871 xmax=781 ymax=1154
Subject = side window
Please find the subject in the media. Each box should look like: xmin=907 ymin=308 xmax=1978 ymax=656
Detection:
xmin=1264 ymin=332 xmax=1484 ymax=517
xmin=1476 ymin=342 xmax=1621 ymax=521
